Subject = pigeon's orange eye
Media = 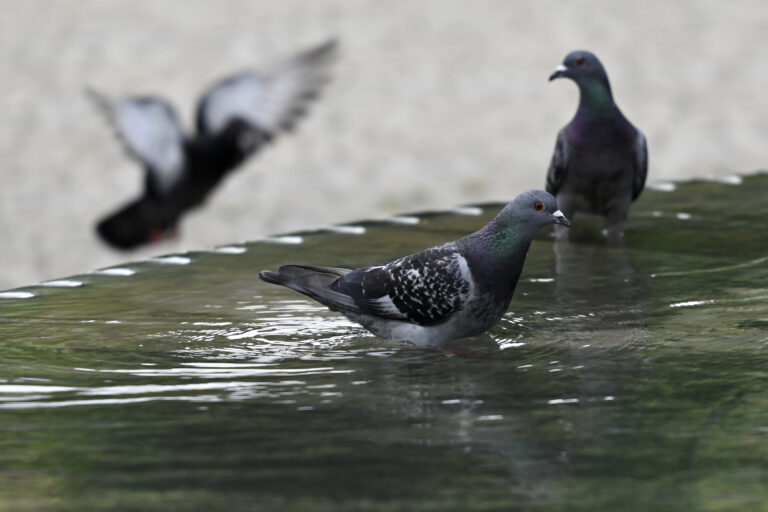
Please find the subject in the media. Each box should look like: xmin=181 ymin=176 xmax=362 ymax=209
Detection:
xmin=576 ymin=57 xmax=586 ymax=67
xmin=534 ymin=201 xmax=545 ymax=211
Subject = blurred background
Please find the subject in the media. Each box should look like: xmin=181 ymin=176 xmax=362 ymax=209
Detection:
xmin=0 ymin=0 xmax=766 ymax=290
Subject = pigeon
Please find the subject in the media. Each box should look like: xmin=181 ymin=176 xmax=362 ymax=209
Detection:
xmin=90 ymin=39 xmax=337 ymax=250
xmin=259 ymin=190 xmax=570 ymax=347
xmin=547 ymin=50 xmax=647 ymax=245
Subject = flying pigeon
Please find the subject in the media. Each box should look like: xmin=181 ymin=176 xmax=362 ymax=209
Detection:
xmin=259 ymin=190 xmax=570 ymax=347
xmin=547 ymin=50 xmax=647 ymax=245
xmin=90 ymin=39 xmax=337 ymax=250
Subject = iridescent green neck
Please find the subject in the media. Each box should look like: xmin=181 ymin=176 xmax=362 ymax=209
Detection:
xmin=578 ymin=79 xmax=614 ymax=116
xmin=461 ymin=216 xmax=535 ymax=299
xmin=480 ymin=216 xmax=534 ymax=260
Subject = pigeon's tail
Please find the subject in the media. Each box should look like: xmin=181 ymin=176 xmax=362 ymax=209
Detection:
xmin=259 ymin=265 xmax=361 ymax=314
xmin=96 ymin=198 xmax=172 ymax=250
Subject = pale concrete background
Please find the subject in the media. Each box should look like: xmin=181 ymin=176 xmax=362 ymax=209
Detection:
xmin=1 ymin=1 xmax=767 ymax=290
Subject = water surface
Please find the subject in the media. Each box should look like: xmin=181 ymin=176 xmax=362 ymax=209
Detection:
xmin=2 ymin=175 xmax=768 ymax=511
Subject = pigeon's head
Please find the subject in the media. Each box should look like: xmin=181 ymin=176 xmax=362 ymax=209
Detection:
xmin=549 ymin=50 xmax=610 ymax=88
xmin=501 ymin=190 xmax=570 ymax=231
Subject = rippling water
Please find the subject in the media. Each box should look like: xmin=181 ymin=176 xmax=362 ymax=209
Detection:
xmin=2 ymin=175 xmax=768 ymax=510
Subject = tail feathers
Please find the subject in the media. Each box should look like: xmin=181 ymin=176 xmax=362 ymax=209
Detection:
xmin=258 ymin=265 xmax=361 ymax=314
xmin=96 ymin=198 xmax=171 ymax=250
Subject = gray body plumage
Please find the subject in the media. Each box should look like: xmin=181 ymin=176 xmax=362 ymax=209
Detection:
xmin=547 ymin=50 xmax=648 ymax=244
xmin=259 ymin=190 xmax=570 ymax=347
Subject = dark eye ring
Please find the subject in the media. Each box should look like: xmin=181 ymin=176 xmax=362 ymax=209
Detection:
xmin=576 ymin=57 xmax=586 ymax=67
xmin=534 ymin=201 xmax=545 ymax=211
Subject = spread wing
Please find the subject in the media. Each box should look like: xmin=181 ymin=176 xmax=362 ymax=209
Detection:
xmin=545 ymin=128 xmax=569 ymax=196
xmin=335 ymin=245 xmax=473 ymax=326
xmin=195 ymin=39 xmax=336 ymax=136
xmin=632 ymin=129 xmax=648 ymax=201
xmin=88 ymin=89 xmax=185 ymax=194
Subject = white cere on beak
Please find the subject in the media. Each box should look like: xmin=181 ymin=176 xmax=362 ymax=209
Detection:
xmin=552 ymin=209 xmax=570 ymax=226
xmin=554 ymin=64 xmax=567 ymax=73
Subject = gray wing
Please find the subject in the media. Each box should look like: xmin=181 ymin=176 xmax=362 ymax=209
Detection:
xmin=632 ymin=129 xmax=648 ymax=201
xmin=337 ymin=245 xmax=473 ymax=326
xmin=88 ymin=89 xmax=185 ymax=194
xmin=196 ymin=39 xmax=336 ymax=136
xmin=546 ymin=128 xmax=569 ymax=196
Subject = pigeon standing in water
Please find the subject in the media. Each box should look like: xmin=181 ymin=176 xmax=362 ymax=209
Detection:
xmin=547 ymin=50 xmax=647 ymax=245
xmin=259 ymin=190 xmax=570 ymax=347
xmin=91 ymin=40 xmax=336 ymax=250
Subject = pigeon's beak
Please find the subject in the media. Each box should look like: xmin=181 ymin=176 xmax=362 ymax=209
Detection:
xmin=549 ymin=64 xmax=567 ymax=81
xmin=551 ymin=210 xmax=570 ymax=227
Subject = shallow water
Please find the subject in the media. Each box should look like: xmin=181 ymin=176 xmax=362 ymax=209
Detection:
xmin=2 ymin=175 xmax=768 ymax=511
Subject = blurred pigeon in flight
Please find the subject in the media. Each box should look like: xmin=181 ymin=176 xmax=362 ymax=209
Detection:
xmin=90 ymin=40 xmax=336 ymax=249
xmin=259 ymin=190 xmax=570 ymax=347
xmin=547 ymin=50 xmax=647 ymax=245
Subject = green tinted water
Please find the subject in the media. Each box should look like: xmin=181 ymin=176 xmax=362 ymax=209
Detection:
xmin=2 ymin=175 xmax=768 ymax=511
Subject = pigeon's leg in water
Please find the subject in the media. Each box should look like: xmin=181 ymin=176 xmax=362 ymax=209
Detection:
xmin=604 ymin=214 xmax=627 ymax=246
xmin=603 ymin=195 xmax=631 ymax=246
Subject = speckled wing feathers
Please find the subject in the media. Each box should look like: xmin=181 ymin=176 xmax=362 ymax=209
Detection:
xmin=337 ymin=244 xmax=473 ymax=326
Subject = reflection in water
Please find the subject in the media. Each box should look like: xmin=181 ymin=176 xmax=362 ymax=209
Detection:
xmin=2 ymin=279 xmax=768 ymax=509
xmin=554 ymin=240 xmax=648 ymax=324
xmin=0 ymin=362 xmax=355 ymax=410
xmin=545 ymin=240 xmax=653 ymax=497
